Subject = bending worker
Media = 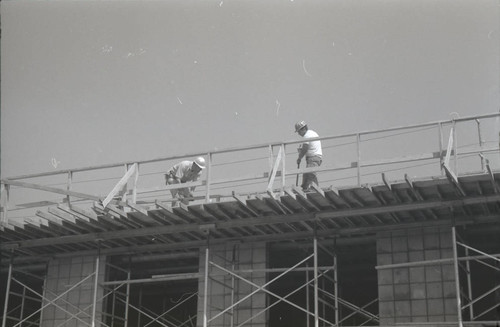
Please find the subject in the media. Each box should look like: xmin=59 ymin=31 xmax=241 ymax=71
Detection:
xmin=295 ymin=120 xmax=323 ymax=192
xmin=165 ymin=156 xmax=206 ymax=206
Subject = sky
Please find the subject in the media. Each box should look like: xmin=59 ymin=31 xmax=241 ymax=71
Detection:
xmin=1 ymin=0 xmax=499 ymax=182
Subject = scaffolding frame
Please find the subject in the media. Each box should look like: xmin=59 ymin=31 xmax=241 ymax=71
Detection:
xmin=1 ymin=256 xmax=105 ymax=327
xmin=375 ymin=226 xmax=500 ymax=326
xmin=452 ymin=226 xmax=500 ymax=325
xmin=3 ymin=226 xmax=498 ymax=326
xmin=200 ymin=233 xmax=379 ymax=327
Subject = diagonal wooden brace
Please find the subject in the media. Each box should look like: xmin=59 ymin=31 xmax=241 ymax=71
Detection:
xmin=267 ymin=146 xmax=283 ymax=193
xmin=102 ymin=163 xmax=138 ymax=208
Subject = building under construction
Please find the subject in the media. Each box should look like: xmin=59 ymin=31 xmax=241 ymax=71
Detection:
xmin=1 ymin=113 xmax=499 ymax=327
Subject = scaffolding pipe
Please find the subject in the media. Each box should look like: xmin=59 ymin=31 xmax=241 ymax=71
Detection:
xmin=356 ymin=134 xmax=361 ymax=186
xmin=2 ymin=262 xmax=12 ymax=327
xmin=1 ymin=184 xmax=9 ymax=224
xmin=375 ymin=253 xmax=500 ymax=270
xmin=231 ymin=245 xmax=237 ymax=327
xmin=92 ymin=255 xmax=100 ymax=327
xmin=39 ymin=271 xmax=47 ymax=325
xmin=205 ymin=152 xmax=212 ymax=202
xmin=306 ymin=264 xmax=310 ymax=327
xmin=19 ymin=287 xmax=26 ymax=326
xmin=452 ymin=227 xmax=464 ymax=327
xmin=314 ymin=237 xmax=319 ymax=327
xmin=453 ymin=120 xmax=458 ymax=173
xmin=321 ymin=278 xmax=325 ymax=327
xmin=14 ymin=278 xmax=92 ymax=327
xmin=11 ymin=270 xmax=95 ymax=326
xmin=124 ymin=270 xmax=131 ymax=327
xmin=203 ymin=246 xmax=209 ymax=327
xmin=476 ymin=119 xmax=485 ymax=171
xmin=138 ymin=286 xmax=143 ymax=327
xmin=209 ymin=254 xmax=315 ymax=322
xmin=110 ymin=287 xmax=116 ymax=327
xmin=464 ymin=246 xmax=474 ymax=319
xmin=438 ymin=122 xmax=444 ymax=175
xmin=281 ymin=144 xmax=286 ymax=193
xmin=334 ymin=252 xmax=339 ymax=326
xmin=237 ymin=268 xmax=332 ymax=327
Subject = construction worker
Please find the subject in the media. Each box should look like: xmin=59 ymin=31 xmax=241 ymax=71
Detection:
xmin=295 ymin=120 xmax=322 ymax=192
xmin=165 ymin=157 xmax=206 ymax=206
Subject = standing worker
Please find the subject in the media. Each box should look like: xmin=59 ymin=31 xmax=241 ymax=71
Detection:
xmin=165 ymin=157 xmax=206 ymax=206
xmin=295 ymin=120 xmax=322 ymax=192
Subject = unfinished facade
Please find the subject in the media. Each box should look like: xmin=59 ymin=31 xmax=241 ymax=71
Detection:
xmin=1 ymin=113 xmax=500 ymax=327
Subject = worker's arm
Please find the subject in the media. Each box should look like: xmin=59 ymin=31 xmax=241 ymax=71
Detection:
xmin=297 ymin=143 xmax=309 ymax=164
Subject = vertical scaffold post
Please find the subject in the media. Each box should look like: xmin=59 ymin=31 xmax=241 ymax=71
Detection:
xmin=92 ymin=247 xmax=101 ymax=327
xmin=438 ymin=122 xmax=444 ymax=175
xmin=124 ymin=269 xmax=131 ymax=327
xmin=281 ymin=143 xmax=286 ymax=194
xmin=39 ymin=266 xmax=48 ymax=324
xmin=67 ymin=171 xmax=73 ymax=206
xmin=306 ymin=263 xmax=310 ymax=327
xmin=1 ymin=184 xmax=9 ymax=224
xmin=452 ymin=226 xmax=464 ymax=327
xmin=138 ymin=287 xmax=143 ymax=326
xmin=1 ymin=260 xmax=12 ymax=327
xmin=205 ymin=153 xmax=212 ymax=203
xmin=269 ymin=145 xmax=274 ymax=176
xmin=453 ymin=120 xmax=458 ymax=174
xmin=230 ymin=244 xmax=237 ymax=327
xmin=356 ymin=134 xmax=361 ymax=186
xmin=20 ymin=287 xmax=26 ymax=325
xmin=132 ymin=163 xmax=139 ymax=204
xmin=464 ymin=245 xmax=474 ymax=319
xmin=203 ymin=233 xmax=210 ymax=327
xmin=333 ymin=240 xmax=339 ymax=326
xmin=476 ymin=119 xmax=485 ymax=171
xmin=314 ymin=233 xmax=319 ymax=327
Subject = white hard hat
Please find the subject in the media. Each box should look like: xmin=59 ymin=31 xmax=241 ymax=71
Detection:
xmin=295 ymin=120 xmax=307 ymax=132
xmin=194 ymin=156 xmax=206 ymax=169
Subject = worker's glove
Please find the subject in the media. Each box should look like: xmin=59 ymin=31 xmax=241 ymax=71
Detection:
xmin=297 ymin=158 xmax=301 ymax=165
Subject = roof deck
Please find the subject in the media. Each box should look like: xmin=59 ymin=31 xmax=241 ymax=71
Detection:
xmin=2 ymin=113 xmax=500 ymax=263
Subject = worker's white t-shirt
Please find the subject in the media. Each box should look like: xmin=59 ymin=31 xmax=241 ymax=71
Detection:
xmin=169 ymin=161 xmax=201 ymax=183
xmin=303 ymin=130 xmax=322 ymax=158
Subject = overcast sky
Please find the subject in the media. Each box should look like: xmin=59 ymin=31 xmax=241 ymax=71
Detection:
xmin=1 ymin=0 xmax=499 ymax=179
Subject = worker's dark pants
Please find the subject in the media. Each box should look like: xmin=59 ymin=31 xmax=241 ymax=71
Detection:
xmin=302 ymin=156 xmax=322 ymax=191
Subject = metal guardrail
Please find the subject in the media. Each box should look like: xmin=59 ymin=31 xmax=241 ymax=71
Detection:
xmin=1 ymin=112 xmax=500 ymax=224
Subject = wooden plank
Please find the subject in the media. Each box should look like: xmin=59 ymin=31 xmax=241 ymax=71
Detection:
xmin=442 ymin=163 xmax=466 ymax=196
xmin=267 ymin=146 xmax=283 ymax=192
xmin=57 ymin=205 xmax=110 ymax=231
xmin=102 ymin=163 xmax=137 ymax=208
xmin=4 ymin=194 xmax=500 ymax=250
xmin=292 ymin=186 xmax=321 ymax=211
xmin=310 ymin=183 xmax=325 ymax=197
xmin=231 ymin=192 xmax=259 ymax=216
xmin=126 ymin=201 xmax=149 ymax=216
xmin=155 ymin=200 xmax=174 ymax=213
xmin=48 ymin=207 xmax=76 ymax=224
xmin=35 ymin=211 xmax=82 ymax=234
xmin=486 ymin=163 xmax=500 ymax=194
